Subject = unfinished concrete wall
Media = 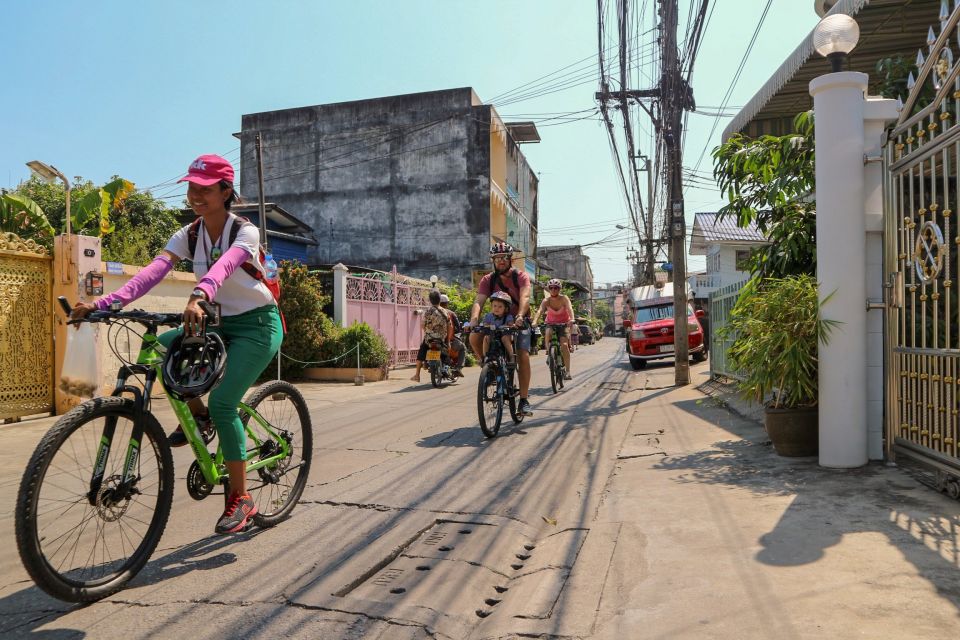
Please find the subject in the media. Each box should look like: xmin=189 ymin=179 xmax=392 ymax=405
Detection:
xmin=240 ymin=88 xmax=492 ymax=285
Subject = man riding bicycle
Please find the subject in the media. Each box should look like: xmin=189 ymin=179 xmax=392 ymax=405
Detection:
xmin=469 ymin=242 xmax=534 ymax=416
xmin=532 ymin=278 xmax=575 ymax=380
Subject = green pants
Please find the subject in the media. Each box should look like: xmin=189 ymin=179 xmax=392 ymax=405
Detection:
xmin=160 ymin=304 xmax=283 ymax=461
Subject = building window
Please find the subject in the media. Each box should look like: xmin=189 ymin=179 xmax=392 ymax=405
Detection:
xmin=735 ymin=250 xmax=751 ymax=271
xmin=707 ymin=253 xmax=720 ymax=273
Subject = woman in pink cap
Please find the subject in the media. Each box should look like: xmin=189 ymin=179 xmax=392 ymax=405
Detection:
xmin=72 ymin=154 xmax=283 ymax=535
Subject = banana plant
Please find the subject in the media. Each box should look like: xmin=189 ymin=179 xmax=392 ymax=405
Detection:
xmin=0 ymin=191 xmax=54 ymax=237
xmin=72 ymin=178 xmax=134 ymax=235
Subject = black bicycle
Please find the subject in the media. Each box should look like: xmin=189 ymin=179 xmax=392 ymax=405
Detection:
xmin=15 ymin=299 xmax=312 ymax=602
xmin=474 ymin=325 xmax=523 ymax=438
xmin=544 ymin=323 xmax=569 ymax=394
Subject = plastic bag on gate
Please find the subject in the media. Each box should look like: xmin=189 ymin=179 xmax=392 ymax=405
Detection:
xmin=59 ymin=323 xmax=101 ymax=398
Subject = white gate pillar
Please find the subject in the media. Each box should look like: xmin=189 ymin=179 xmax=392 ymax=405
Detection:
xmin=863 ymin=97 xmax=899 ymax=460
xmin=332 ymin=263 xmax=349 ymax=328
xmin=811 ymin=71 xmax=869 ymax=468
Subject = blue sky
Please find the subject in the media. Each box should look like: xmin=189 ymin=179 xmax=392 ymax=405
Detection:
xmin=2 ymin=1 xmax=821 ymax=284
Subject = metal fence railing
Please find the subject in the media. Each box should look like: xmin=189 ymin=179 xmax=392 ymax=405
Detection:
xmin=709 ymin=279 xmax=749 ymax=380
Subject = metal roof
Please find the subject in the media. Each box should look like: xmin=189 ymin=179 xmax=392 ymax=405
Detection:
xmin=505 ymin=121 xmax=541 ymax=143
xmin=689 ymin=212 xmax=767 ymax=255
xmin=724 ymin=0 xmax=941 ymax=140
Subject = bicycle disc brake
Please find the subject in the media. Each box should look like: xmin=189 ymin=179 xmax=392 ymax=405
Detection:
xmin=186 ymin=460 xmax=214 ymax=500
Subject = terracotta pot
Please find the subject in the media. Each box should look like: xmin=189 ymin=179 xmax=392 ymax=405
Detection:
xmin=764 ymin=406 xmax=818 ymax=457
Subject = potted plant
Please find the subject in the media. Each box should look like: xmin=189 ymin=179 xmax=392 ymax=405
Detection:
xmin=723 ymin=274 xmax=836 ymax=456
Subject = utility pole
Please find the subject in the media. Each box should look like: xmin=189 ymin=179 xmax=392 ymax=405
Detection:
xmin=639 ymin=155 xmax=654 ymax=284
xmin=661 ymin=0 xmax=691 ymax=386
xmin=255 ymin=132 xmax=268 ymax=250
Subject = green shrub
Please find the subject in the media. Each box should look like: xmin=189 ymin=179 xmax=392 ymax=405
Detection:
xmin=321 ymin=321 xmax=390 ymax=370
xmin=270 ymin=260 xmax=336 ymax=378
xmin=723 ymin=275 xmax=836 ymax=408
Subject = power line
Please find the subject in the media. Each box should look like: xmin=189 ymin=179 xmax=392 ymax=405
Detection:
xmin=686 ymin=0 xmax=774 ymax=181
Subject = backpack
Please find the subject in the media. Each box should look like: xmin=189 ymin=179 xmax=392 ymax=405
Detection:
xmin=423 ymin=306 xmax=450 ymax=341
xmin=187 ymin=215 xmax=286 ymax=332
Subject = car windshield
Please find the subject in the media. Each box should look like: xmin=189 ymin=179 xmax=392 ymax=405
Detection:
xmin=634 ymin=304 xmax=694 ymax=323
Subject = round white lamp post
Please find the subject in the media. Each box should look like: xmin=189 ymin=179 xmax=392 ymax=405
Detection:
xmin=813 ymin=14 xmax=861 ymax=72
xmin=810 ymin=14 xmax=869 ymax=468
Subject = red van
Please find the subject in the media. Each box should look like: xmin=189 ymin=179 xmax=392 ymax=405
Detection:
xmin=623 ymin=283 xmax=706 ymax=370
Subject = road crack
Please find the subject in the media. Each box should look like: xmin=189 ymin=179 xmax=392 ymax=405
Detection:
xmin=616 ymin=452 xmax=667 ymax=460
xmin=281 ymin=598 xmax=449 ymax=640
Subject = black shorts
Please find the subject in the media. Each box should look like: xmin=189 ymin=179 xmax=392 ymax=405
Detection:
xmin=545 ymin=324 xmax=567 ymax=338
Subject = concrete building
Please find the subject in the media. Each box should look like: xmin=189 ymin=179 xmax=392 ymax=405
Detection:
xmin=238 ymin=87 xmax=540 ymax=285
xmin=538 ymin=245 xmax=594 ymax=315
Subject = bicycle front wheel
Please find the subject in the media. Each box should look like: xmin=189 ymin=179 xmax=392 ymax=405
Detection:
xmin=549 ymin=347 xmax=559 ymax=394
xmin=15 ymin=397 xmax=174 ymax=602
xmin=477 ymin=363 xmax=503 ymax=438
xmin=240 ymin=380 xmax=313 ymax=527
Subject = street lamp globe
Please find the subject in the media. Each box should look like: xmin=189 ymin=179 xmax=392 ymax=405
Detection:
xmin=813 ymin=14 xmax=860 ymax=72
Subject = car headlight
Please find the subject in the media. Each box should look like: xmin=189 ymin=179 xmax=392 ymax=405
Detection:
xmin=630 ymin=330 xmax=645 ymax=340
xmin=687 ymin=323 xmax=699 ymax=332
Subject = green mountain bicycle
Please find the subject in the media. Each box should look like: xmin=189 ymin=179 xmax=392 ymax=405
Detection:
xmin=14 ymin=298 xmax=312 ymax=603
xmin=544 ymin=323 xmax=569 ymax=394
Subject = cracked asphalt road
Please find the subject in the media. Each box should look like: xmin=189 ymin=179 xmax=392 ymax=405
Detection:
xmin=0 ymin=339 xmax=673 ymax=639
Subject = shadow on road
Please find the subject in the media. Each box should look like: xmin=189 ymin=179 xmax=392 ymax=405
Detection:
xmin=661 ymin=395 xmax=960 ymax=616
xmin=0 ymin=527 xmax=265 ymax=637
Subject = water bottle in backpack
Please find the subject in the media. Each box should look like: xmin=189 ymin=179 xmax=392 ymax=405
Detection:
xmin=264 ymin=253 xmax=279 ymax=283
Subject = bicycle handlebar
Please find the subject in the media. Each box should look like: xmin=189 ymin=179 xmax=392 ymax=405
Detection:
xmin=58 ymin=296 xmax=216 ymax=329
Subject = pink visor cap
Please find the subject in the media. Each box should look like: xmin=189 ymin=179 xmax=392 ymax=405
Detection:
xmin=177 ymin=154 xmax=235 ymax=186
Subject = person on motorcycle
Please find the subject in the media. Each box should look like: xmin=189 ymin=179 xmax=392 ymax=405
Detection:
xmin=469 ymin=242 xmax=534 ymax=416
xmin=439 ymin=294 xmax=466 ymax=375
xmin=410 ymin=289 xmax=456 ymax=382
xmin=532 ymin=278 xmax=575 ymax=380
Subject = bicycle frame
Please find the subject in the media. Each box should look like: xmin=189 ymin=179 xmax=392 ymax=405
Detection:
xmin=88 ymin=325 xmax=291 ymax=503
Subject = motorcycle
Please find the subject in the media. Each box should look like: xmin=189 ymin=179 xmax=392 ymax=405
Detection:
xmin=426 ymin=338 xmax=459 ymax=388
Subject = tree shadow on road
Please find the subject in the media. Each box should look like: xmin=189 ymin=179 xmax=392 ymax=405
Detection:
xmin=0 ymin=528 xmax=264 ymax=637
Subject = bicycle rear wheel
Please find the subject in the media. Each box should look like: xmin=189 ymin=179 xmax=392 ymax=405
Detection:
xmin=15 ymin=397 xmax=174 ymax=602
xmin=477 ymin=363 xmax=503 ymax=438
xmin=240 ymin=380 xmax=313 ymax=527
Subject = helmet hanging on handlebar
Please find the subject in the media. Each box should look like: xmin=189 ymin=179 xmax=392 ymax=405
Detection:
xmin=161 ymin=333 xmax=228 ymax=402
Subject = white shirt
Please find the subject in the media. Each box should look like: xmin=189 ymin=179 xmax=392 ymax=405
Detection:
xmin=165 ymin=214 xmax=274 ymax=316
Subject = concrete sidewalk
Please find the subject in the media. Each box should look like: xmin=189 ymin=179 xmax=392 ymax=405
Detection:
xmin=585 ymin=367 xmax=960 ymax=639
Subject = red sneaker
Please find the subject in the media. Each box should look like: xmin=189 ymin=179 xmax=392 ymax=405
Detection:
xmin=215 ymin=492 xmax=257 ymax=534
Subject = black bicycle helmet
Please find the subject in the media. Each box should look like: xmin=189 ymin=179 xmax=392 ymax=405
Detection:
xmin=161 ymin=333 xmax=227 ymax=401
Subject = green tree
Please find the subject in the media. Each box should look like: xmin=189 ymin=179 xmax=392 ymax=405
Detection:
xmin=101 ymin=191 xmax=182 ymax=266
xmin=712 ymin=111 xmax=816 ymax=278
xmin=594 ymin=300 xmax=611 ymax=325
xmin=14 ymin=176 xmax=182 ymax=265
